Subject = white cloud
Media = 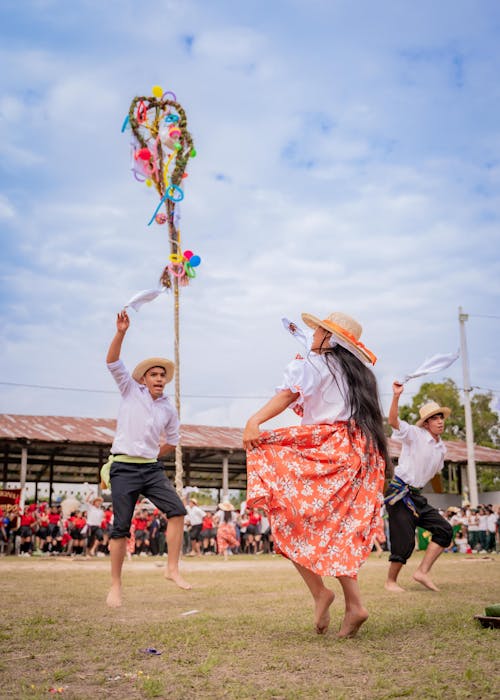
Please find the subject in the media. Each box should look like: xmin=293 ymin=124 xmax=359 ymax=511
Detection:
xmin=0 ymin=195 xmax=16 ymax=219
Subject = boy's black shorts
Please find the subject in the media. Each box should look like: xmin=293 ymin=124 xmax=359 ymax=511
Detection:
xmin=110 ymin=460 xmax=186 ymax=539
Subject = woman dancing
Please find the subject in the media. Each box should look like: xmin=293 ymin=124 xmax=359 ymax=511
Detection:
xmin=243 ymin=311 xmax=390 ymax=638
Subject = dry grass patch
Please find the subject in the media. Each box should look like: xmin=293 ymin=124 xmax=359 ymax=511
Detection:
xmin=0 ymin=553 xmax=499 ymax=699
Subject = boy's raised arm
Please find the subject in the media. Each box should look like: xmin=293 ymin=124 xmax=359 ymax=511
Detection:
xmin=106 ymin=310 xmax=130 ymax=364
xmin=388 ymin=381 xmax=404 ymax=431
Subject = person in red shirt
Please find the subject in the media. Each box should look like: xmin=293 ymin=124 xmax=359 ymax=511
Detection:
xmin=68 ymin=510 xmax=87 ymax=556
xmin=19 ymin=507 xmax=36 ymax=555
xmin=47 ymin=505 xmax=63 ymax=554
xmin=101 ymin=506 xmax=113 ymax=555
xmin=36 ymin=509 xmax=50 ymax=554
xmin=201 ymin=513 xmax=216 ymax=555
xmin=245 ymin=508 xmax=262 ymax=554
xmin=132 ymin=509 xmax=150 ymax=555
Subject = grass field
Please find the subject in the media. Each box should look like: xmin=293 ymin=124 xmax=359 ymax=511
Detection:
xmin=0 ymin=552 xmax=499 ymax=700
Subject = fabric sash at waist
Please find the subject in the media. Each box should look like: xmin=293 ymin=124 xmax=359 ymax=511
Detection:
xmin=100 ymin=454 xmax=157 ymax=490
xmin=384 ymin=475 xmax=421 ymax=517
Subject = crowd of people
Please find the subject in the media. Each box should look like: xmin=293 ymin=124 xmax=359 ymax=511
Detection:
xmin=442 ymin=504 xmax=499 ymax=554
xmin=0 ymin=494 xmax=280 ymax=558
xmin=1 ymin=494 xmax=498 ymax=559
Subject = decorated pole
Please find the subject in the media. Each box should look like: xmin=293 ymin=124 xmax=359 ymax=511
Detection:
xmin=123 ymin=85 xmax=199 ymax=494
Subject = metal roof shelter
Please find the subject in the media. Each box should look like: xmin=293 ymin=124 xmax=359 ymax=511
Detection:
xmin=0 ymin=415 xmax=246 ymax=500
xmin=1 ymin=414 xmax=499 ymax=501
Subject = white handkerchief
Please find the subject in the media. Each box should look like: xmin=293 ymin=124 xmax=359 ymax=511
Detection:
xmin=124 ymin=287 xmax=167 ymax=312
xmin=398 ymin=351 xmax=460 ymax=384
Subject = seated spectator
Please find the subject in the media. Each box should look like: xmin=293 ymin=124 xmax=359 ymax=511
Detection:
xmin=454 ymin=527 xmax=469 ymax=554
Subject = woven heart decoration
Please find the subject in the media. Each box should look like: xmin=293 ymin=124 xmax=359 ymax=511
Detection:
xmin=122 ymin=85 xmax=200 ymax=287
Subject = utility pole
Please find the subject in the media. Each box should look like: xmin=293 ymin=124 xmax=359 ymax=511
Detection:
xmin=458 ymin=307 xmax=479 ymax=506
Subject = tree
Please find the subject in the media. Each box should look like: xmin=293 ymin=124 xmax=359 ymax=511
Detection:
xmin=398 ymin=379 xmax=500 ymax=446
xmin=471 ymin=393 xmax=500 ymax=448
xmin=478 ymin=467 xmax=500 ymax=492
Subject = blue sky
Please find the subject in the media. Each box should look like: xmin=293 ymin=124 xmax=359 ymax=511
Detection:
xmin=0 ymin=0 xmax=499 ymax=429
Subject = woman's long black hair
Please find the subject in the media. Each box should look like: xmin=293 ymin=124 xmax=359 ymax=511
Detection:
xmin=321 ymin=342 xmax=392 ymax=477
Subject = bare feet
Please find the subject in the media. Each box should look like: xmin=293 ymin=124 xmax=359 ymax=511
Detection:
xmin=106 ymin=585 xmax=122 ymax=608
xmin=314 ymin=588 xmax=335 ymax=634
xmin=337 ymin=607 xmax=369 ymax=639
xmin=413 ymin=571 xmax=440 ymax=591
xmin=165 ymin=571 xmax=192 ymax=590
xmin=384 ymin=580 xmax=405 ymax=593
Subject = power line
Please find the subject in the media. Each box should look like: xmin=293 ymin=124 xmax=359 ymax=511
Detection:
xmin=1 ymin=380 xmax=499 ymax=398
xmin=0 ymin=381 xmax=269 ymax=399
xmin=468 ymin=313 xmax=500 ymax=320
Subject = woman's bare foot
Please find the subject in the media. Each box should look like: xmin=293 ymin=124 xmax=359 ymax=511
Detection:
xmin=337 ymin=606 xmax=369 ymax=639
xmin=165 ymin=570 xmax=192 ymax=590
xmin=413 ymin=571 xmax=439 ymax=591
xmin=106 ymin=585 xmax=122 ymax=608
xmin=384 ymin=580 xmax=405 ymax=593
xmin=314 ymin=588 xmax=335 ymax=634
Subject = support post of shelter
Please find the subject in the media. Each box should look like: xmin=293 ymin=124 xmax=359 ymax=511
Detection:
xmin=460 ymin=464 xmax=469 ymax=504
xmin=2 ymin=447 xmax=8 ymax=488
xmin=458 ymin=307 xmax=479 ymax=507
xmin=19 ymin=445 xmax=28 ymax=511
xmin=222 ymin=454 xmax=229 ymax=501
xmin=49 ymin=454 xmax=54 ymax=506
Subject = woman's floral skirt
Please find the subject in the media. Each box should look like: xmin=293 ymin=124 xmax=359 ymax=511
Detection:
xmin=246 ymin=421 xmax=385 ymax=578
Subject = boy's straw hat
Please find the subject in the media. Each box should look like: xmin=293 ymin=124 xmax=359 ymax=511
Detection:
xmin=416 ymin=401 xmax=451 ymax=427
xmin=301 ymin=311 xmax=376 ymax=365
xmin=132 ymin=357 xmax=174 ymax=383
xmin=218 ymin=501 xmax=234 ymax=512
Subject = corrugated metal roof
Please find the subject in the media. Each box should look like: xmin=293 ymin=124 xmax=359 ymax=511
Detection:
xmin=0 ymin=414 xmax=243 ymax=450
xmin=0 ymin=414 xmax=499 ymax=463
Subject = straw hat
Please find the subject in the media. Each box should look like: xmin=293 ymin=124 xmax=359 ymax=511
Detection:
xmin=132 ymin=357 xmax=174 ymax=382
xmin=301 ymin=311 xmax=376 ymax=365
xmin=218 ymin=501 xmax=234 ymax=512
xmin=416 ymin=401 xmax=451 ymax=427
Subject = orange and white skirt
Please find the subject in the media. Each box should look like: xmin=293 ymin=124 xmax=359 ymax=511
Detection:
xmin=246 ymin=421 xmax=385 ymax=578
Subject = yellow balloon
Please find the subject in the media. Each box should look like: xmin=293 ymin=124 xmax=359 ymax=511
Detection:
xmin=152 ymin=85 xmax=163 ymax=98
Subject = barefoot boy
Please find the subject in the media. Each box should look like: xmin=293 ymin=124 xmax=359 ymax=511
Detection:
xmin=384 ymin=382 xmax=453 ymax=593
xmin=104 ymin=310 xmax=191 ymax=607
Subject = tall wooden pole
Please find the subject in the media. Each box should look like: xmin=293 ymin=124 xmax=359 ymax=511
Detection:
xmin=173 ymin=275 xmax=183 ymax=494
xmin=458 ymin=306 xmax=479 ymax=506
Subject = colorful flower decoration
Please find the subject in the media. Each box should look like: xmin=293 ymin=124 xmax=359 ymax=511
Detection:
xmin=123 ymin=85 xmax=200 ymax=288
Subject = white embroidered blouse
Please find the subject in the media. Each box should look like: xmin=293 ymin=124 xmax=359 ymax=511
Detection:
xmin=276 ymin=350 xmax=351 ymax=425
